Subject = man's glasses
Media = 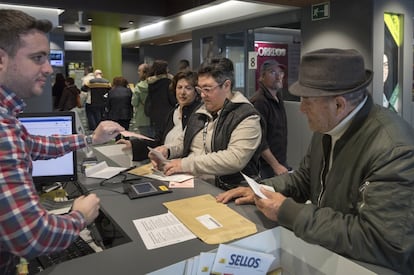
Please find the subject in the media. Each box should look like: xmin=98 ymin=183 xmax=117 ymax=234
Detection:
xmin=195 ymin=82 xmax=224 ymax=94
xmin=268 ymin=70 xmax=284 ymax=77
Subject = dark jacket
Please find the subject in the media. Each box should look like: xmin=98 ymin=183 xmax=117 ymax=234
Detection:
xmin=106 ymin=86 xmax=133 ymax=121
xmin=146 ymin=74 xmax=176 ymax=133
xmin=250 ymin=82 xmax=288 ymax=167
xmin=58 ymin=85 xmax=80 ymax=111
xmin=264 ymin=95 xmax=414 ymax=274
xmin=88 ymin=78 xmax=111 ymax=106
xmin=131 ymin=98 xmax=201 ymax=161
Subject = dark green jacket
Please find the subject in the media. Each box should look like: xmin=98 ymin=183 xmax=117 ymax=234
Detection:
xmin=264 ymin=95 xmax=414 ymax=274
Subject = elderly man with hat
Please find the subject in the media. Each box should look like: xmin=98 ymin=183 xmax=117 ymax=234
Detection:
xmin=217 ymin=48 xmax=414 ymax=274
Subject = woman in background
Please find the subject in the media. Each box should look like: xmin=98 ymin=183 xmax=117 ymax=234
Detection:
xmin=117 ymin=70 xmax=200 ymax=161
xmin=106 ymin=76 xmax=133 ymax=140
xmin=131 ymin=63 xmax=152 ymax=137
xmin=52 ymin=73 xmax=66 ymax=110
xmin=57 ymin=77 xmax=80 ymax=111
xmin=145 ymin=60 xmax=176 ymax=135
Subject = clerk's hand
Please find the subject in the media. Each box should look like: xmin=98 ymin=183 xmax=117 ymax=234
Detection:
xmin=254 ymin=188 xmax=286 ymax=222
xmin=72 ymin=194 xmax=100 ymax=225
xmin=162 ymin=159 xmax=183 ymax=175
xmin=92 ymin=121 xmax=125 ymax=144
xmin=216 ymin=187 xmax=255 ymax=205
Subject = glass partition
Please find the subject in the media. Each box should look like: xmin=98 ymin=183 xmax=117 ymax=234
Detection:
xmin=383 ymin=12 xmax=403 ymax=114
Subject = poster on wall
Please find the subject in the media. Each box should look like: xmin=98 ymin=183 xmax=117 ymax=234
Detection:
xmin=383 ymin=12 xmax=402 ymax=114
xmin=254 ymin=41 xmax=298 ymax=101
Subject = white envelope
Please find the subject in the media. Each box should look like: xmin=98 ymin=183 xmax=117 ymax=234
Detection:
xmin=85 ymin=161 xmax=127 ymax=179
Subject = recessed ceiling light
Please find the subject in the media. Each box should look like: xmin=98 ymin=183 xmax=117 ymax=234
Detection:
xmin=129 ymin=21 xmax=134 ymax=25
xmin=88 ymin=18 xmax=92 ymax=22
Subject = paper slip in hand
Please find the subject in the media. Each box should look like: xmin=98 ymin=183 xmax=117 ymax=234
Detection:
xmin=147 ymin=146 xmax=169 ymax=164
xmin=120 ymin=131 xmax=155 ymax=141
xmin=241 ymin=173 xmax=267 ymax=199
xmin=85 ymin=161 xmax=127 ymax=179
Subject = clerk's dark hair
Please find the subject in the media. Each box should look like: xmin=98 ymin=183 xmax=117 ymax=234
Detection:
xmin=0 ymin=9 xmax=52 ymax=57
xmin=198 ymin=57 xmax=235 ymax=90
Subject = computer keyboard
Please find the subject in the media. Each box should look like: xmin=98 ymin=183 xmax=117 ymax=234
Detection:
xmin=29 ymin=236 xmax=96 ymax=274
xmin=40 ymin=198 xmax=74 ymax=211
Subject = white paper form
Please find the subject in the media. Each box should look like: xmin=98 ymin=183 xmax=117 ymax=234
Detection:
xmin=85 ymin=161 xmax=127 ymax=179
xmin=93 ymin=144 xmax=133 ymax=168
xmin=133 ymin=212 xmax=197 ymax=250
xmin=145 ymin=170 xmax=194 ymax=183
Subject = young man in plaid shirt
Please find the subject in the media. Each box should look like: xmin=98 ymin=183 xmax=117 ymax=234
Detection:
xmin=0 ymin=9 xmax=124 ymax=274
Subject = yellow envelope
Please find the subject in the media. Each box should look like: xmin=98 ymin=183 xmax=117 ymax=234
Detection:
xmin=163 ymin=194 xmax=257 ymax=244
xmin=128 ymin=163 xmax=153 ymax=176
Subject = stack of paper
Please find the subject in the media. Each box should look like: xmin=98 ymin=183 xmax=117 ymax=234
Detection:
xmin=149 ymin=244 xmax=278 ymax=275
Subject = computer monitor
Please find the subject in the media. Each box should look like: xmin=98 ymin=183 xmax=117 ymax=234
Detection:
xmin=50 ymin=49 xmax=64 ymax=67
xmin=17 ymin=111 xmax=77 ymax=190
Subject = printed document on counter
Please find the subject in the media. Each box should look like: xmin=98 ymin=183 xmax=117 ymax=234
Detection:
xmin=133 ymin=212 xmax=197 ymax=250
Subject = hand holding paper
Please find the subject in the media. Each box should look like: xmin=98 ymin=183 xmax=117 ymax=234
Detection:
xmin=120 ymin=130 xmax=155 ymax=141
xmin=148 ymin=146 xmax=169 ymax=170
xmin=241 ymin=173 xmax=268 ymax=199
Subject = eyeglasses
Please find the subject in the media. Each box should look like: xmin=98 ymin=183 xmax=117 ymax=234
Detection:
xmin=195 ymin=83 xmax=224 ymax=95
xmin=268 ymin=70 xmax=284 ymax=76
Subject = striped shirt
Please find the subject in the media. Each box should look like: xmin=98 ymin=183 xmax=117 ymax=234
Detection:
xmin=0 ymin=86 xmax=87 ymax=274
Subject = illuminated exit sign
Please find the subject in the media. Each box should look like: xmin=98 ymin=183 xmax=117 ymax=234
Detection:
xmin=312 ymin=2 xmax=330 ymax=21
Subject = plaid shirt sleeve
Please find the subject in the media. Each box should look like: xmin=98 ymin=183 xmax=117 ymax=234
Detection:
xmin=0 ymin=114 xmax=87 ymax=264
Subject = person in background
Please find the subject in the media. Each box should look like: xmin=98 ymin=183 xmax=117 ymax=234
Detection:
xmin=52 ymin=72 xmax=66 ymax=110
xmin=106 ymin=76 xmax=133 ymax=140
xmin=86 ymin=69 xmax=111 ymax=131
xmin=149 ymin=57 xmax=263 ymax=190
xmin=177 ymin=59 xmax=191 ymax=72
xmin=145 ymin=60 xmax=176 ymax=136
xmin=216 ymin=48 xmax=414 ymax=274
xmin=81 ymin=65 xmax=94 ymax=89
xmin=57 ymin=77 xmax=80 ymax=111
xmin=250 ymin=59 xmax=289 ymax=178
xmin=80 ymin=65 xmax=94 ymax=107
xmin=131 ymin=63 xmax=152 ymax=137
xmin=118 ymin=70 xmax=201 ymax=161
xmin=0 ymin=9 xmax=124 ymax=275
